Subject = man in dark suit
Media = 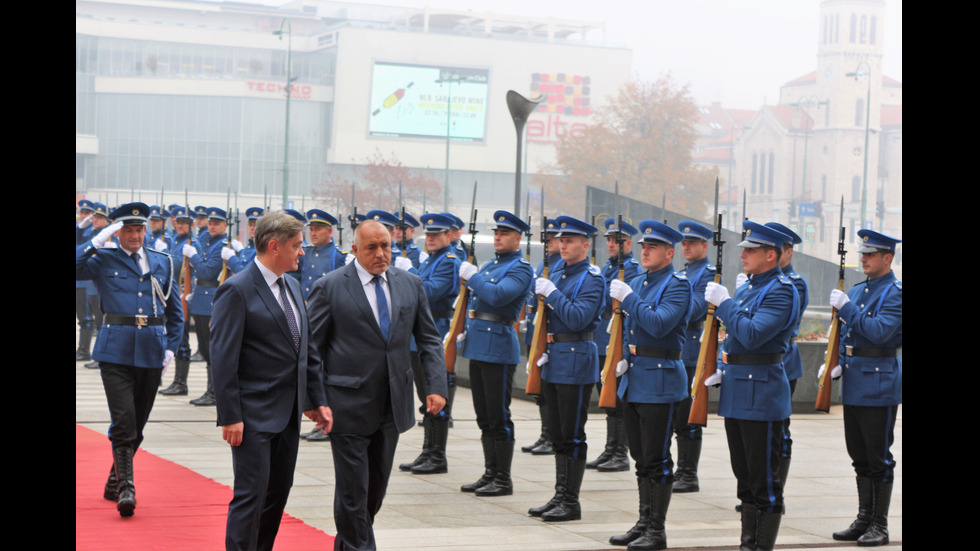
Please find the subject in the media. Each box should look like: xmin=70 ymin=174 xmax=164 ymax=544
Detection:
xmin=210 ymin=209 xmax=332 ymax=551
xmin=307 ymin=219 xmax=448 ymax=551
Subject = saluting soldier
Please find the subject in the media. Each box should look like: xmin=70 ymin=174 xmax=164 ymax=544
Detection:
xmin=456 ymin=210 xmax=534 ymax=496
xmin=521 ymin=219 xmax=562 ymax=456
xmin=296 ymin=209 xmax=347 ymax=301
xmin=181 ymin=207 xmax=230 ymax=407
xmin=588 ymin=218 xmax=641 ymax=473
xmin=528 ymin=215 xmax=605 ymax=522
xmin=827 ymin=230 xmax=901 ymax=547
xmin=76 ymin=202 xmax=183 ymax=517
xmin=704 ymin=221 xmax=798 ymax=551
xmin=76 ymin=200 xmax=99 ymax=362
xmin=607 ymin=220 xmax=691 ymax=550
xmin=672 ymin=220 xmax=716 ymax=493
xmin=159 ymin=206 xmax=200 ymax=396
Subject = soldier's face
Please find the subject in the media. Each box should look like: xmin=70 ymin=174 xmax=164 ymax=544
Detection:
xmin=606 ymin=236 xmax=631 ymax=258
xmin=117 ymin=224 xmax=146 ymax=254
xmin=92 ymin=215 xmax=109 ymax=230
xmin=493 ymin=229 xmax=520 ymax=254
xmin=309 ymin=224 xmax=332 ymax=246
xmin=149 ymin=219 xmax=164 ymax=232
xmin=208 ymin=219 xmax=227 ymax=237
xmin=425 ymin=230 xmax=450 ymax=253
xmin=558 ymin=235 xmax=589 ymax=264
xmin=248 ymin=219 xmax=256 ymax=238
xmin=640 ymin=242 xmax=674 ymax=272
xmin=861 ymin=251 xmax=893 ymax=279
xmin=740 ymin=246 xmax=776 ymax=275
xmin=175 ymin=220 xmax=191 ymax=236
xmin=681 ymin=239 xmax=707 ymax=262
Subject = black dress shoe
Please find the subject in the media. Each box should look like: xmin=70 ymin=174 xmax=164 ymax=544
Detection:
xmin=190 ymin=390 xmax=215 ymax=406
xmin=305 ymin=430 xmax=330 ymax=442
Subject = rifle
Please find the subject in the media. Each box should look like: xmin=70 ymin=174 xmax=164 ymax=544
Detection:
xmin=599 ymin=211 xmax=626 ymax=409
xmin=398 ymin=182 xmax=407 ymax=258
xmin=816 ymin=196 xmax=846 ymax=412
xmin=218 ymin=186 xmax=232 ymax=285
xmin=443 ymin=182 xmax=478 ymax=374
xmin=525 ymin=189 xmax=548 ymax=395
xmin=513 ymin=215 xmax=532 ymax=334
xmin=180 ymin=189 xmax=192 ymax=323
xmin=689 ymin=178 xmax=725 ymax=426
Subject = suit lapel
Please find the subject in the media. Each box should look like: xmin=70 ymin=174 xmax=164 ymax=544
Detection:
xmin=250 ymin=263 xmax=297 ymax=353
xmin=343 ymin=262 xmax=387 ymax=342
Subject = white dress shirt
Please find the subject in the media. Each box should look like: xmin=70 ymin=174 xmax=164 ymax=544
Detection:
xmin=255 ymin=258 xmax=300 ymax=319
xmin=353 ymin=258 xmax=392 ymax=330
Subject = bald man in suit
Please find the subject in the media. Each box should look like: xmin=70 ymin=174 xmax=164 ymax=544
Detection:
xmin=307 ymin=220 xmax=447 ymax=551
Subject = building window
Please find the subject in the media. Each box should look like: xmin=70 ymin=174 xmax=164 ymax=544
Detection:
xmin=860 ymin=15 xmax=867 ymax=44
xmin=870 ymin=16 xmax=877 ymax=44
xmin=852 ymin=176 xmax=861 ymax=202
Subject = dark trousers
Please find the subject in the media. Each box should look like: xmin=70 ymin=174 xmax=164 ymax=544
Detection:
xmin=226 ymin=411 xmax=300 ymax=551
xmin=624 ymin=401 xmax=676 ymax=482
xmin=76 ymin=288 xmax=91 ymax=330
xmin=724 ymin=417 xmax=785 ymax=513
xmin=99 ymin=362 xmax=162 ymax=450
xmin=193 ymin=314 xmax=211 ymax=362
xmin=542 ymin=381 xmax=590 ymax=459
xmin=673 ymin=363 xmax=702 ymax=440
xmin=469 ymin=360 xmax=516 ymax=442
xmin=330 ymin=420 xmax=399 ymax=551
xmin=781 ymin=378 xmax=798 ymax=460
xmin=844 ymin=404 xmax=898 ymax=482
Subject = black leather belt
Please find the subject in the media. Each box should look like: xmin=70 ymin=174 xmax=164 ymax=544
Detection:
xmin=629 ymin=346 xmax=682 ymax=360
xmin=104 ymin=315 xmax=165 ymax=327
xmin=196 ymin=279 xmax=219 ymax=288
xmin=547 ymin=332 xmax=593 ymax=343
xmin=687 ymin=321 xmax=704 ymax=331
xmin=846 ymin=347 xmax=901 ymax=357
xmin=431 ymin=310 xmax=453 ymax=319
xmin=468 ymin=310 xmax=516 ymax=326
xmin=722 ymin=353 xmax=783 ymax=365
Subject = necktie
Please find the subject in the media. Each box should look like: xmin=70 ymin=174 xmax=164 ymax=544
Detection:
xmin=131 ymin=252 xmax=142 ymax=274
xmin=373 ymin=275 xmax=390 ymax=340
xmin=277 ymin=278 xmax=301 ymax=351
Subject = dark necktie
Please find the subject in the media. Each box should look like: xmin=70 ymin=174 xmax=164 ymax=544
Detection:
xmin=276 ymin=278 xmax=300 ymax=351
xmin=131 ymin=252 xmax=142 ymax=274
xmin=373 ymin=275 xmax=390 ymax=340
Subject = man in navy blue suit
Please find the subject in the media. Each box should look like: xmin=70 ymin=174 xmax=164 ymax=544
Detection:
xmin=210 ymin=209 xmax=332 ymax=551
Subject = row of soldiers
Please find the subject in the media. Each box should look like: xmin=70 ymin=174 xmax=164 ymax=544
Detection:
xmin=75 ymin=200 xmax=901 ymax=551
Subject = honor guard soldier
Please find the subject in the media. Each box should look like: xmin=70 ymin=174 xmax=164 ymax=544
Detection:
xmin=456 ymin=211 xmax=534 ymax=496
xmin=76 ymin=200 xmax=100 ymax=362
xmin=522 ymin=219 xmax=563 ymax=456
xmin=673 ymin=220 xmax=716 ymax=493
xmin=226 ymin=207 xmax=263 ymax=274
xmin=160 ymin=207 xmax=200 ymax=396
xmin=443 ymin=212 xmax=472 ymax=262
xmin=297 ymin=209 xmax=347 ymax=301
xmin=528 ymin=215 xmax=605 ymax=522
xmin=182 ymin=207 xmax=230 ymax=406
xmin=704 ymin=221 xmax=798 ymax=551
xmin=765 ymin=222 xmax=808 ymax=495
xmin=394 ymin=211 xmax=422 ymax=269
xmin=193 ymin=206 xmax=210 ymax=244
xmin=146 ymin=205 xmax=173 ymax=252
xmin=828 ymin=230 xmax=901 ymax=547
xmin=589 ymin=218 xmax=641 ymax=473
xmin=76 ymin=202 xmax=183 ymax=517
xmin=607 ymin=220 xmax=691 ymax=550
xmin=398 ymin=213 xmax=460 ymax=475
xmin=79 ymin=202 xmax=112 ymax=368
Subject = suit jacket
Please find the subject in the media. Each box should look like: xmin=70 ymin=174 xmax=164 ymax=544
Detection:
xmin=210 ymin=261 xmax=327 ymax=434
xmin=307 ymin=261 xmax=448 ymax=435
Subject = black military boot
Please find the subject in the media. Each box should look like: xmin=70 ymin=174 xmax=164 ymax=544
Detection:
xmin=112 ymin=447 xmax=137 ymax=517
xmin=462 ymin=435 xmax=496 ymax=492
xmin=190 ymin=364 xmax=216 ymax=406
xmin=739 ymin=503 xmax=758 ymax=551
xmin=627 ymin=479 xmax=671 ymax=551
xmin=542 ymin=456 xmax=584 ymax=522
xmin=587 ymin=414 xmax=616 ymax=469
xmin=597 ymin=415 xmax=629 ymax=472
xmin=609 ymin=477 xmax=651 ymax=546
xmin=529 ymin=455 xmax=567 ymax=517
xmin=856 ymin=480 xmax=892 ymax=547
xmin=103 ymin=464 xmax=118 ymax=501
xmin=477 ymin=440 xmax=514 ymax=496
xmin=411 ymin=414 xmax=448 ymax=474
xmin=76 ymin=328 xmax=92 ymax=361
xmin=159 ymin=359 xmax=189 ymax=396
xmin=833 ymin=476 xmax=873 ymax=541
xmin=401 ymin=415 xmax=432 ymax=471
xmin=672 ymin=438 xmax=701 ymax=493
xmin=754 ymin=510 xmax=782 ymax=551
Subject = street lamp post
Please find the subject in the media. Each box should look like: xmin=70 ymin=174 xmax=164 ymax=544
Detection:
xmin=273 ymin=19 xmax=294 ymax=209
xmin=506 ymin=90 xmax=545 ymax=215
xmin=847 ymin=61 xmax=872 ymax=230
xmin=436 ymin=71 xmax=460 ymax=212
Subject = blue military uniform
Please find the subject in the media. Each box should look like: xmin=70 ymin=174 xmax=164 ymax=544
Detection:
xmin=530 ymin=215 xmax=604 ymax=523
xmin=75 ymin=202 xmax=183 ymax=517
xmin=76 ymin=200 xmax=103 ymax=362
xmin=711 ymin=221 xmax=798 ymax=551
xmin=397 ymin=212 xmax=422 ymax=269
xmin=227 ymin=208 xmax=263 ymax=275
xmin=159 ymin=206 xmax=199 ymax=396
xmin=609 ymin=220 xmax=691 ymax=548
xmin=458 ymin=211 xmax=533 ymax=496
xmin=145 ymin=205 xmax=173 ymax=251
xmin=831 ymin=229 xmax=901 ymax=546
xmin=296 ymin=209 xmax=347 ymax=301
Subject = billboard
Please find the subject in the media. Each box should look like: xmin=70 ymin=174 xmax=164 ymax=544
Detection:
xmin=368 ymin=62 xmax=489 ymax=142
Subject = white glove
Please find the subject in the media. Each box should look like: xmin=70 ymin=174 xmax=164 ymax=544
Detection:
xmin=735 ymin=273 xmax=749 ymax=289
xmin=221 ymin=247 xmax=236 ymax=261
xmin=615 ymin=359 xmax=629 ymax=376
xmin=705 ymin=371 xmax=722 ymax=387
xmin=705 ymin=281 xmax=730 ymax=307
xmin=394 ymin=256 xmax=413 ymax=270
xmin=78 ymin=215 xmax=93 ymax=229
xmin=459 ymin=261 xmax=478 ymax=281
xmin=91 ymin=221 xmax=124 ymax=249
xmin=535 ymin=278 xmax=557 ymax=298
xmin=419 ymin=252 xmax=429 ymax=264
xmin=182 ymin=243 xmax=197 ymax=259
xmin=183 ymin=292 xmax=193 ymax=303
xmin=102 ymin=241 xmax=117 ymax=249
xmin=231 ymin=239 xmax=244 ymax=252
xmin=162 ymin=350 xmax=174 ymax=369
xmin=456 ymin=331 xmax=466 ymax=343
xmin=519 ymin=318 xmax=528 ymax=334
xmin=345 ymin=253 xmax=355 ymax=265
xmin=536 ymin=352 xmax=549 ymax=367
xmin=830 ymin=289 xmax=850 ymax=310
xmin=526 ymin=361 xmax=532 ymax=375
xmin=609 ymin=279 xmax=633 ymax=302
xmin=818 ymin=363 xmax=842 ymax=380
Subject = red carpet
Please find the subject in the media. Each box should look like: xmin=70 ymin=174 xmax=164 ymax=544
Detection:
xmin=76 ymin=424 xmax=335 ymax=550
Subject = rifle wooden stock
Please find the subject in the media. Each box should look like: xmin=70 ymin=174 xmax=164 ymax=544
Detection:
xmin=443 ymin=280 xmax=469 ymax=374
xmin=514 ymin=303 xmax=526 ymax=334
xmin=598 ymin=296 xmax=623 ymax=408
xmin=688 ymin=274 xmax=722 ymax=427
xmin=525 ymin=266 xmax=549 ymax=396
xmin=180 ymin=255 xmax=191 ymax=323
xmin=815 ymin=279 xmax=844 ymax=412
